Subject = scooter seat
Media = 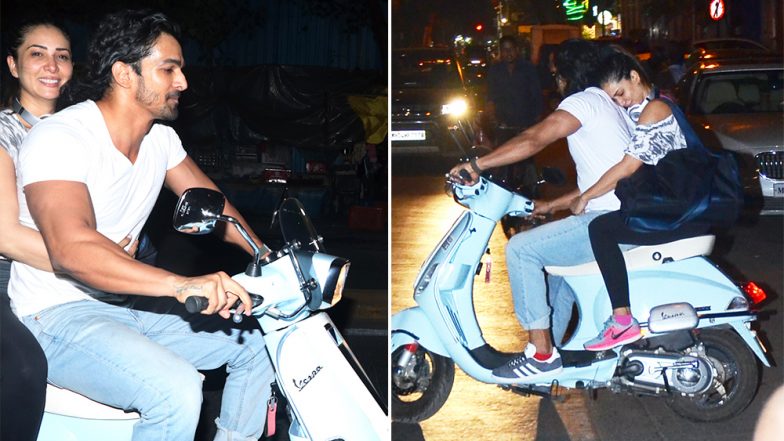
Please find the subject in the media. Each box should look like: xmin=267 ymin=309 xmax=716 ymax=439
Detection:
xmin=44 ymin=383 xmax=140 ymax=420
xmin=545 ymin=235 xmax=716 ymax=277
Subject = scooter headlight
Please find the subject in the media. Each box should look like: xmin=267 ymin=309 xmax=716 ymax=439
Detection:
xmin=304 ymin=253 xmax=351 ymax=310
xmin=323 ymin=259 xmax=350 ymax=306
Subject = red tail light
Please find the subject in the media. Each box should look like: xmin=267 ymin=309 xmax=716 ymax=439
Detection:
xmin=742 ymin=282 xmax=767 ymax=305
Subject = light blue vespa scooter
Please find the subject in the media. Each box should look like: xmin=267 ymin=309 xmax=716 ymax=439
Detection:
xmin=38 ymin=190 xmax=388 ymax=441
xmin=391 ymin=174 xmax=770 ymax=424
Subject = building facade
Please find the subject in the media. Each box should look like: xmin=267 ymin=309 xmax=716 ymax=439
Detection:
xmin=618 ymin=0 xmax=782 ymax=50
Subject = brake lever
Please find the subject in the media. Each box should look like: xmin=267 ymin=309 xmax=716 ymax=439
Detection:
xmin=231 ymin=294 xmax=265 ymax=323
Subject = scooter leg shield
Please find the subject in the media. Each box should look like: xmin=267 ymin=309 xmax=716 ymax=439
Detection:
xmin=266 ymin=313 xmax=388 ymax=440
xmin=391 ymin=307 xmax=449 ymax=356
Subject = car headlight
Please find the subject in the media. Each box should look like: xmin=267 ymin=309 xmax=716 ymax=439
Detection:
xmin=441 ymin=98 xmax=468 ymax=117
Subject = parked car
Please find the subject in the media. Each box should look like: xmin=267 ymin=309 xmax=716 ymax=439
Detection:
xmin=391 ymin=47 xmax=474 ymax=157
xmin=691 ymin=38 xmax=770 ymax=52
xmin=685 ymin=38 xmax=774 ymax=68
xmin=674 ymin=57 xmax=784 ymax=214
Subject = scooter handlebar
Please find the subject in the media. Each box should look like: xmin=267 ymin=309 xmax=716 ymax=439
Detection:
xmin=185 ymin=296 xmax=209 ymax=313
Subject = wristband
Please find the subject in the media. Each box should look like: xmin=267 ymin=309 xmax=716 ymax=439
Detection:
xmin=470 ymin=157 xmax=483 ymax=175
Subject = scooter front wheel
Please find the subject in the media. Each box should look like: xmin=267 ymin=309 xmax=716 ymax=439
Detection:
xmin=666 ymin=328 xmax=760 ymax=421
xmin=391 ymin=345 xmax=455 ymax=423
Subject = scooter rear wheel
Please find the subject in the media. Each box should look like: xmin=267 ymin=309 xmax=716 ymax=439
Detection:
xmin=391 ymin=345 xmax=455 ymax=423
xmin=666 ymin=328 xmax=760 ymax=421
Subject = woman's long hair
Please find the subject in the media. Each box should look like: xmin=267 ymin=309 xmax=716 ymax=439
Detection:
xmin=596 ymin=46 xmax=653 ymax=89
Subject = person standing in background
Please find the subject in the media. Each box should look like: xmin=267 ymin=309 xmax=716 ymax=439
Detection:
xmin=484 ymin=35 xmax=543 ymax=195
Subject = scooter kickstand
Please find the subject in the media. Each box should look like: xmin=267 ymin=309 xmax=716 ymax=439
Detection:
xmin=549 ymin=380 xmax=565 ymax=403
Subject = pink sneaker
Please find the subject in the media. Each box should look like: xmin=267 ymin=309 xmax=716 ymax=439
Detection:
xmin=584 ymin=315 xmax=642 ymax=351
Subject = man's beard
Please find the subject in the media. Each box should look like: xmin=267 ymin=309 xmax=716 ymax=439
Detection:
xmin=136 ymin=76 xmax=179 ymax=121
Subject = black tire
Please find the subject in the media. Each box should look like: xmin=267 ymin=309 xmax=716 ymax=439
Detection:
xmin=391 ymin=345 xmax=455 ymax=423
xmin=666 ymin=328 xmax=760 ymax=421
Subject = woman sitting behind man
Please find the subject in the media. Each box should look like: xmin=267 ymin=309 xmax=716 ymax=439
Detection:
xmin=571 ymin=48 xmax=710 ymax=351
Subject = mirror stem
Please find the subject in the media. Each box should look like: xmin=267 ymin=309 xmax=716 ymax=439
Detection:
xmin=216 ymin=215 xmax=263 ymax=276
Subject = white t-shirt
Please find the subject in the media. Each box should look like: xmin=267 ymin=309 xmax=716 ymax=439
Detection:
xmin=557 ymin=87 xmax=634 ymax=212
xmin=9 ymin=100 xmax=187 ymax=317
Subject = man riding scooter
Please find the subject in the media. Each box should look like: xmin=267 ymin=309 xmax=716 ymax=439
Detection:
xmin=10 ymin=10 xmax=274 ymax=440
xmin=450 ymin=38 xmax=634 ymax=380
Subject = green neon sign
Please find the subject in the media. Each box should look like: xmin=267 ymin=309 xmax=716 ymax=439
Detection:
xmin=562 ymin=0 xmax=589 ymax=21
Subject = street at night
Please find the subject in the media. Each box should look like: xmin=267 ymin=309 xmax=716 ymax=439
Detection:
xmin=390 ymin=151 xmax=782 ymax=440
xmin=391 ymin=1 xmax=782 ymax=437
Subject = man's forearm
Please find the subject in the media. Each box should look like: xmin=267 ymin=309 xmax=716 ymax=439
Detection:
xmin=476 ymin=130 xmax=539 ymax=171
xmin=550 ymin=188 xmax=581 ymax=212
xmin=50 ymin=238 xmax=183 ymax=297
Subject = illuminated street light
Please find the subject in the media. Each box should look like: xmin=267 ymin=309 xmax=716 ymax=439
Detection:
xmin=597 ymin=10 xmax=612 ymax=25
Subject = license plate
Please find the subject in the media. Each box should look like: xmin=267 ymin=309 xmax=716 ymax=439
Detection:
xmin=391 ymin=130 xmax=426 ymax=141
xmin=774 ymin=183 xmax=784 ymax=197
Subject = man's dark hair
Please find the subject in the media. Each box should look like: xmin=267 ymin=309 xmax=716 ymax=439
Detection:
xmin=554 ymin=39 xmax=600 ymax=97
xmin=61 ymin=9 xmax=180 ymax=104
xmin=596 ymin=46 xmax=652 ymax=89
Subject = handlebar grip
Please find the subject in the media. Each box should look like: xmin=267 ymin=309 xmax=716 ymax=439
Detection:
xmin=458 ymin=169 xmax=472 ymax=182
xmin=185 ymin=296 xmax=209 ymax=313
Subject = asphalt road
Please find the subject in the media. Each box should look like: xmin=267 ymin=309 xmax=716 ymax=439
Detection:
xmin=390 ymin=147 xmax=783 ymax=441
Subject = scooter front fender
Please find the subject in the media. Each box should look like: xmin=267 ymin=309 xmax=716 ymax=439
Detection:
xmin=391 ymin=307 xmax=449 ymax=357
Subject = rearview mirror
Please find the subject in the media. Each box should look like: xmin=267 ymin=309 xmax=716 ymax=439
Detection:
xmin=172 ymin=188 xmax=226 ymax=235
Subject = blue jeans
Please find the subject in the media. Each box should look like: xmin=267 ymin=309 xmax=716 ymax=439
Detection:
xmin=21 ymin=298 xmax=272 ymax=441
xmin=505 ymin=211 xmax=608 ymax=335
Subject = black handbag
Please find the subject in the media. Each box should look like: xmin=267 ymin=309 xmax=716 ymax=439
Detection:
xmin=615 ymin=95 xmax=743 ymax=232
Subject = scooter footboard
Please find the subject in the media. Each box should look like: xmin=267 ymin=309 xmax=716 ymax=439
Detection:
xmin=265 ymin=313 xmax=389 ymax=441
xmin=391 ymin=306 xmax=449 ymax=356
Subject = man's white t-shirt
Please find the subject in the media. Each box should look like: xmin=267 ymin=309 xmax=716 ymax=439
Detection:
xmin=9 ymin=100 xmax=187 ymax=317
xmin=557 ymin=87 xmax=634 ymax=212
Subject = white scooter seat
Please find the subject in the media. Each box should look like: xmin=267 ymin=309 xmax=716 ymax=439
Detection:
xmin=44 ymin=383 xmax=140 ymax=420
xmin=545 ymin=235 xmax=716 ymax=277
